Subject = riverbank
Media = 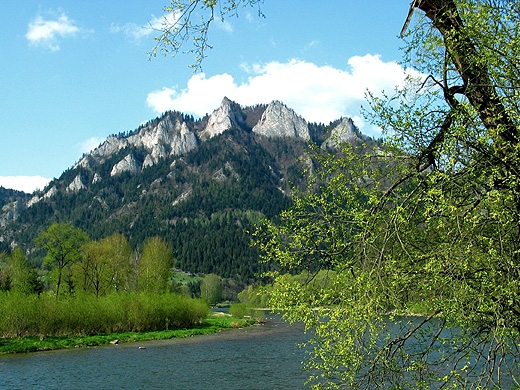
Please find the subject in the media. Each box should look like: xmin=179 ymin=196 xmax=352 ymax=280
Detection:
xmin=0 ymin=313 xmax=256 ymax=355
xmin=0 ymin=313 xmax=308 ymax=390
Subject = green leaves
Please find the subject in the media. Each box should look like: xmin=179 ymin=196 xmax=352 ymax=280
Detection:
xmin=138 ymin=236 xmax=173 ymax=293
xmin=152 ymin=0 xmax=264 ymax=71
xmin=35 ymin=222 xmax=89 ymax=297
xmin=251 ymin=2 xmax=520 ymax=387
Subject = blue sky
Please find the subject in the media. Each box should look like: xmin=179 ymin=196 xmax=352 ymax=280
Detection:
xmin=0 ymin=0 xmax=416 ymax=192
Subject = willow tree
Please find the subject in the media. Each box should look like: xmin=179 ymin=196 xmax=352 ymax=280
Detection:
xmin=137 ymin=236 xmax=173 ymax=293
xmin=154 ymin=0 xmax=520 ymax=388
xmin=35 ymin=222 xmax=89 ymax=297
xmin=73 ymin=233 xmax=133 ymax=296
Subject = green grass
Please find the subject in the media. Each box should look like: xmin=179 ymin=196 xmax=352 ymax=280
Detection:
xmin=0 ymin=314 xmax=256 ymax=355
xmin=171 ymin=271 xmax=202 ymax=285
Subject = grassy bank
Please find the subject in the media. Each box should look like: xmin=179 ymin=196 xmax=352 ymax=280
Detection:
xmin=0 ymin=314 xmax=256 ymax=355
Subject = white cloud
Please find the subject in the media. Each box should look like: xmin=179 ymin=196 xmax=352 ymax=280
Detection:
xmin=0 ymin=176 xmax=52 ymax=194
xmin=112 ymin=12 xmax=179 ymax=40
xmin=215 ymin=19 xmax=233 ymax=33
xmin=146 ymin=55 xmax=420 ymax=137
xmin=26 ymin=13 xmax=79 ymax=51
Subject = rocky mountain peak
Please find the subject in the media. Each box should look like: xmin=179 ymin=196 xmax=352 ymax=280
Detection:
xmin=74 ymin=111 xmax=199 ymax=175
xmin=126 ymin=113 xmax=198 ymax=161
xmin=322 ymin=117 xmax=359 ymax=149
xmin=200 ymin=97 xmax=245 ymax=140
xmin=69 ymin=98 xmax=362 ymax=191
xmin=252 ymin=101 xmax=310 ymax=140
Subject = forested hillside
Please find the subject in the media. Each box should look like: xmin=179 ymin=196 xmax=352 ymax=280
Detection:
xmin=0 ymin=187 xmax=29 ymax=209
xmin=0 ymin=99 xmax=373 ymax=284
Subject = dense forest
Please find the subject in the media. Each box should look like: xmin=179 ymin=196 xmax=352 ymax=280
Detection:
xmin=0 ymin=109 xmax=362 ymax=289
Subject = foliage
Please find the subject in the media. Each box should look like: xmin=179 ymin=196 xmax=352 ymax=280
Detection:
xmin=200 ymin=273 xmax=223 ymax=305
xmin=0 ymin=253 xmax=9 ymax=291
xmin=251 ymin=1 xmax=520 ymax=388
xmin=0 ymin=291 xmax=209 ymax=338
xmin=72 ymin=233 xmax=133 ymax=296
xmin=228 ymin=302 xmax=264 ymax=319
xmin=4 ymin=248 xmax=42 ymax=295
xmin=5 ymin=125 xmax=315 ymax=283
xmin=34 ymin=222 xmax=89 ymax=297
xmin=237 ymin=284 xmax=270 ymax=308
xmin=137 ymin=236 xmax=174 ymax=293
xmin=0 ymin=314 xmax=255 ymax=355
xmin=0 ymin=186 xmax=30 ymax=208
xmin=151 ymin=0 xmax=264 ymax=70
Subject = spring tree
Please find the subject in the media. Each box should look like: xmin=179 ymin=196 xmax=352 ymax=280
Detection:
xmin=73 ymin=233 xmax=133 ymax=296
xmin=154 ymin=0 xmax=520 ymax=388
xmin=137 ymin=236 xmax=174 ymax=293
xmin=35 ymin=222 xmax=89 ymax=297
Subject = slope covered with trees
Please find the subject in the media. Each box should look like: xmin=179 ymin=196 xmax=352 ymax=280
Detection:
xmin=0 ymin=108 xmax=351 ymax=287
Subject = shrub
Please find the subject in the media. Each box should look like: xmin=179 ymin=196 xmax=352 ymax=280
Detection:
xmin=0 ymin=291 xmax=210 ymax=338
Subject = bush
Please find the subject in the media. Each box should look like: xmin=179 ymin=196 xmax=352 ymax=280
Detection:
xmin=0 ymin=291 xmax=210 ymax=338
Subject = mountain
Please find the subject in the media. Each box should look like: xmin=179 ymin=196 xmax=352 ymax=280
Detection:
xmin=0 ymin=98 xmax=375 ymax=282
xmin=0 ymin=187 xmax=30 ymax=230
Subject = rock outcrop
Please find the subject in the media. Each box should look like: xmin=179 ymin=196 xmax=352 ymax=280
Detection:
xmin=128 ymin=114 xmax=198 ymax=160
xmin=67 ymin=174 xmax=86 ymax=193
xmin=0 ymin=201 xmax=24 ymax=228
xmin=76 ymin=112 xmax=199 ymax=171
xmin=200 ymin=97 xmax=245 ymax=140
xmin=252 ymin=101 xmax=309 ymax=140
xmin=111 ymin=154 xmax=140 ymax=176
xmin=322 ymin=118 xmax=359 ymax=149
xmin=92 ymin=173 xmax=102 ymax=184
xmin=44 ymin=186 xmax=57 ymax=199
xmin=73 ymin=98 xmax=343 ymax=178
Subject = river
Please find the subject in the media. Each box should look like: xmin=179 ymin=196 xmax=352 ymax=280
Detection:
xmin=0 ymin=314 xmax=310 ymax=390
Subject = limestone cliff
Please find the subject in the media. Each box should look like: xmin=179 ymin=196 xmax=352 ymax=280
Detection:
xmin=66 ymin=174 xmax=86 ymax=193
xmin=75 ymin=112 xmax=198 ymax=171
xmin=252 ymin=101 xmax=309 ymax=140
xmin=322 ymin=117 xmax=359 ymax=149
xmin=200 ymin=97 xmax=246 ymax=140
xmin=111 ymin=154 xmax=140 ymax=176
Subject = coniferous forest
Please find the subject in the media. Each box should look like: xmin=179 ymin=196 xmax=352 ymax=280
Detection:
xmin=0 ymin=109 xmax=367 ymax=296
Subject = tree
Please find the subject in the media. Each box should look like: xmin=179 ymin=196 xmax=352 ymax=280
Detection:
xmin=150 ymin=0 xmax=264 ymax=71
xmin=156 ymin=0 xmax=520 ymax=387
xmin=200 ymin=273 xmax=223 ymax=305
xmin=73 ymin=233 xmax=132 ymax=296
xmin=101 ymin=233 xmax=133 ymax=292
xmin=137 ymin=236 xmax=173 ymax=293
xmin=0 ymin=252 xmax=11 ymax=291
xmin=6 ymin=247 xmax=41 ymax=294
xmin=35 ymin=222 xmax=89 ymax=297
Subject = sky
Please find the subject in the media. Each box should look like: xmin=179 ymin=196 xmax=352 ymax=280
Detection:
xmin=0 ymin=0 xmax=417 ymax=193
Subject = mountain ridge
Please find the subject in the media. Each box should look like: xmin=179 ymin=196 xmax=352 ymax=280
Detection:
xmin=0 ymin=97 xmax=374 ymax=283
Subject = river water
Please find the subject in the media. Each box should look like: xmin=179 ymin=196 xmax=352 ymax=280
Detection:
xmin=0 ymin=314 xmax=310 ymax=390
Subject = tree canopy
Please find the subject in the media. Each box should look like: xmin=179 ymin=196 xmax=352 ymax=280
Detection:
xmin=150 ymin=0 xmax=264 ymax=70
xmin=253 ymin=0 xmax=520 ymax=388
xmin=35 ymin=222 xmax=89 ymax=297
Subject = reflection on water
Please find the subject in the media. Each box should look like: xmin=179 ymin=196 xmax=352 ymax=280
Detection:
xmin=0 ymin=314 xmax=309 ymax=390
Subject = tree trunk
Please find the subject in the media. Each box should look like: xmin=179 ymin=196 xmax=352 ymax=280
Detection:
xmin=417 ymin=0 xmax=518 ymax=147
